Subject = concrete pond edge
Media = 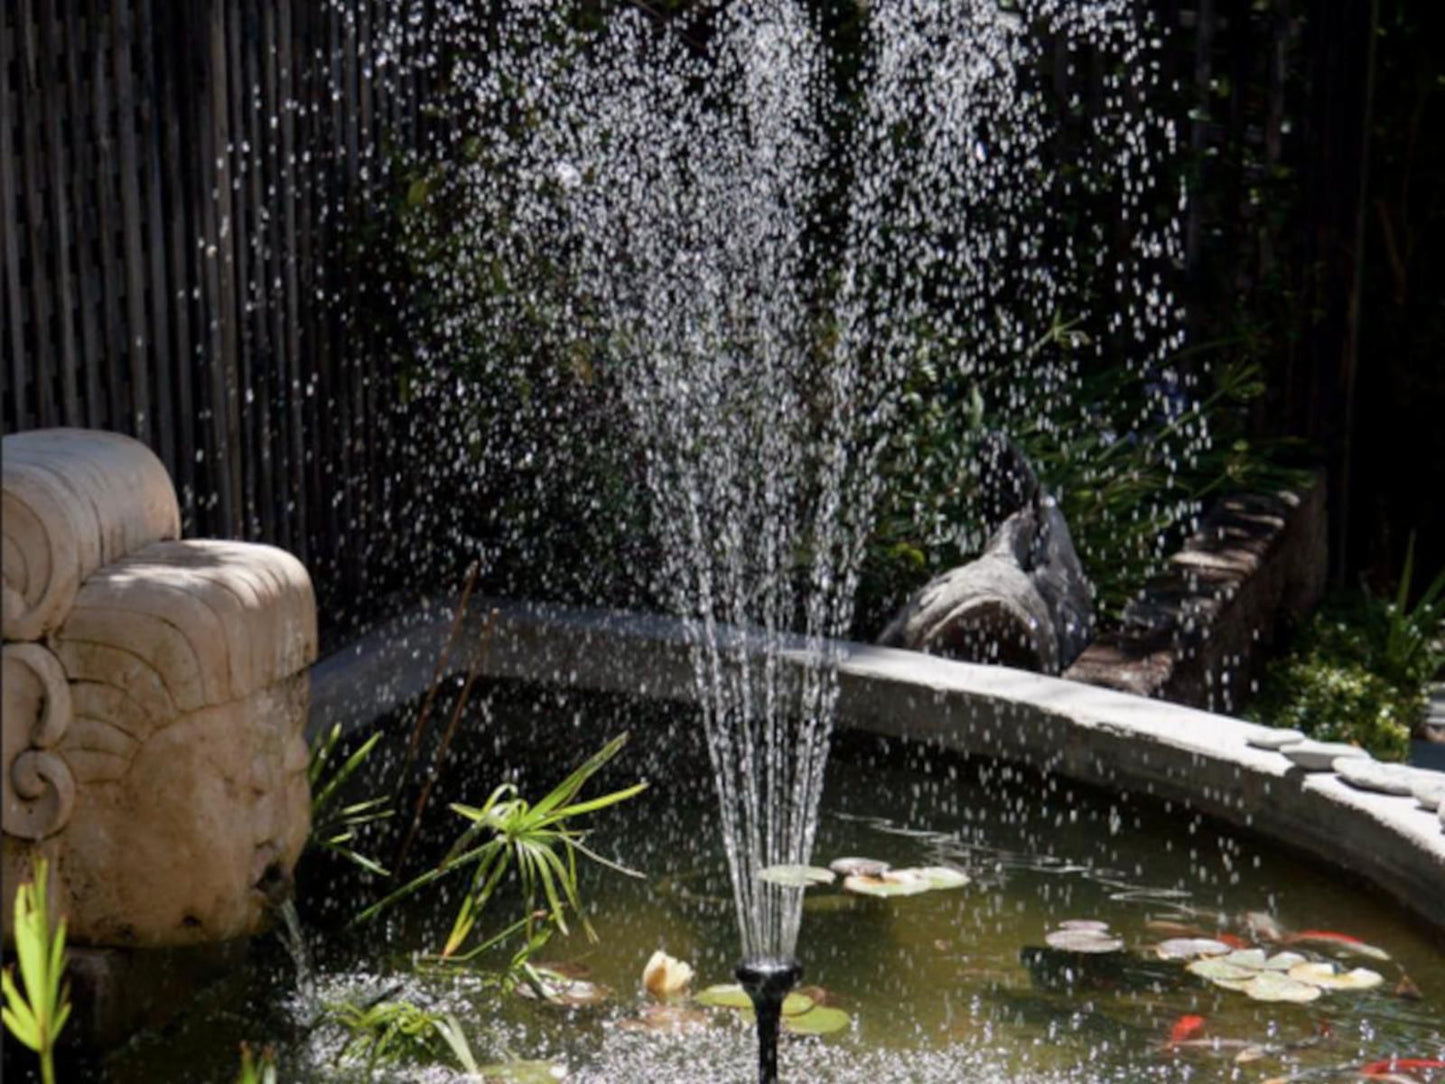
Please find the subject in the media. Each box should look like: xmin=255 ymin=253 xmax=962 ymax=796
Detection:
xmin=312 ymin=597 xmax=1445 ymax=933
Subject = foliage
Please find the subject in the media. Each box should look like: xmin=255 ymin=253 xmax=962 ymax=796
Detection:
xmin=324 ymin=994 xmax=451 ymax=1070
xmin=2 ymin=859 xmax=71 ymax=1084
xmin=308 ymin=723 xmax=393 ymax=877
xmin=234 ymin=1043 xmax=278 ymax=1084
xmin=857 ymin=333 xmax=1312 ymax=634
xmin=1250 ymin=535 xmax=1445 ymax=760
xmin=358 ymin=733 xmax=646 ymax=983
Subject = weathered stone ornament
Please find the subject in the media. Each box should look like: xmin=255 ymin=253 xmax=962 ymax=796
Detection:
xmin=3 ymin=429 xmax=317 ymax=947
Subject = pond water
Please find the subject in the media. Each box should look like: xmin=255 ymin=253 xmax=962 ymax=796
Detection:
xmin=101 ymin=682 xmax=1445 ymax=1083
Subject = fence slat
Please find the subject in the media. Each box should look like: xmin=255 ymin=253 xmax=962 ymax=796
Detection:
xmin=113 ymin=0 xmax=152 ymax=444
xmin=18 ymin=0 xmax=58 ymax=427
xmin=37 ymin=0 xmax=81 ymax=424
xmin=136 ymin=0 xmax=174 ymax=467
xmin=62 ymin=2 xmax=104 ymax=426
xmin=1 ymin=8 xmax=29 ymax=428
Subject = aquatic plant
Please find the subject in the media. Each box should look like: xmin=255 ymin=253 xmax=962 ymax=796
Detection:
xmin=1 ymin=859 xmax=71 ymax=1084
xmin=358 ymin=732 xmax=646 ymax=974
xmin=308 ymin=723 xmax=394 ymax=877
xmin=234 ymin=1043 xmax=278 ymax=1084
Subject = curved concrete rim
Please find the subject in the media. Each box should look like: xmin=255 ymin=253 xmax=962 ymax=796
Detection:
xmin=312 ymin=598 xmax=1445 ymax=932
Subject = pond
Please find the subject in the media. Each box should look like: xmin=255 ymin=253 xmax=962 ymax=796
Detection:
xmin=101 ymin=682 xmax=1445 ymax=1083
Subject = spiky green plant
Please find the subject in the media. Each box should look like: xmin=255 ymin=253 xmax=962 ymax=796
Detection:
xmin=357 ymin=732 xmax=646 ymax=969
xmin=2 ymin=859 xmax=71 ymax=1084
xmin=234 ymin=1043 xmax=278 ymax=1084
xmin=309 ymin=723 xmax=393 ymax=876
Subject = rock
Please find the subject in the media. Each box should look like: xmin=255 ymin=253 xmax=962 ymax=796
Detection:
xmin=1413 ymin=776 xmax=1445 ymax=811
xmin=1332 ymin=759 xmax=1429 ymax=797
xmin=1276 ymin=740 xmax=1370 ymax=772
xmin=879 ymin=435 xmax=1092 ymax=674
xmin=1245 ymin=728 xmax=1306 ymax=750
xmin=3 ymin=430 xmax=317 ymax=948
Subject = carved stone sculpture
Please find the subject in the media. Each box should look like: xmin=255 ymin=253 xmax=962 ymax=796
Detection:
xmin=3 ymin=430 xmax=317 ymax=947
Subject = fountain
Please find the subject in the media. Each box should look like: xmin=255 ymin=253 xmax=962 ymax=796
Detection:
xmin=391 ymin=3 xmax=1192 ymax=1075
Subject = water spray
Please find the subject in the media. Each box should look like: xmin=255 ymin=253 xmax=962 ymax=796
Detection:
xmin=736 ymin=955 xmax=803 ymax=1083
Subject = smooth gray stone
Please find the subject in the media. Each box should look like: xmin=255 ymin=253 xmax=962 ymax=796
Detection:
xmin=1333 ymin=758 xmax=1426 ymax=797
xmin=1414 ymin=776 xmax=1445 ymax=811
xmin=1279 ymin=740 xmax=1370 ymax=772
xmin=1246 ymin=728 xmax=1306 ymax=750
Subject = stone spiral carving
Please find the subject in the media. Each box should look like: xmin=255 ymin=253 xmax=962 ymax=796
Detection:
xmin=2 ymin=643 xmax=76 ymax=840
xmin=2 ymin=429 xmax=179 ymax=641
xmin=4 ymin=429 xmax=316 ymax=949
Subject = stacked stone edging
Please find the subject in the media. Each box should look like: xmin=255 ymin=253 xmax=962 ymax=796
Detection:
xmin=1063 ymin=473 xmax=1327 ymax=712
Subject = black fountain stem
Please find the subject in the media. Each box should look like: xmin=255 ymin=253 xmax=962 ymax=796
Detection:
xmin=736 ymin=955 xmax=803 ymax=1084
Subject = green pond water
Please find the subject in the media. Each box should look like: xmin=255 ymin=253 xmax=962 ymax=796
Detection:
xmin=98 ymin=682 xmax=1444 ymax=1083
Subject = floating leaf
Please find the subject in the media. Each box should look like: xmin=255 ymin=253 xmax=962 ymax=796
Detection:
xmin=1058 ymin=919 xmax=1110 ymax=933
xmin=781 ymin=992 xmax=816 ymax=1016
xmin=891 ymin=866 xmax=969 ymax=890
xmin=843 ymin=875 xmax=929 ymax=898
xmin=758 ymin=865 xmax=835 ymax=888
xmin=642 ymin=951 xmax=694 ymax=1000
xmin=517 ymin=972 xmax=611 ymax=1008
xmin=828 ymin=857 xmax=890 ymax=878
xmin=782 ymin=1005 xmax=850 ymax=1035
xmin=1393 ymin=975 xmax=1423 ymax=1000
xmin=1187 ymin=958 xmax=1260 ymax=985
xmin=1044 ymin=928 xmax=1125 ymax=954
xmin=1156 ymin=938 xmax=1233 ymax=960
xmin=1286 ymin=962 xmax=1384 ymax=991
xmin=694 ymin=984 xmax=753 ymax=1010
xmin=1240 ymin=972 xmax=1321 ymax=1003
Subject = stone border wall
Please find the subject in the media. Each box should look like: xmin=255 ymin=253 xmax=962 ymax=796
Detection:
xmin=312 ymin=596 xmax=1445 ymax=932
xmin=1063 ymin=473 xmax=1327 ymax=712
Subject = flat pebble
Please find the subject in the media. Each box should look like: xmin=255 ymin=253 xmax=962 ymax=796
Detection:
xmin=1246 ymin=728 xmax=1306 ymax=750
xmin=1332 ymin=758 xmax=1425 ymax=797
xmin=1279 ymin=741 xmax=1370 ymax=772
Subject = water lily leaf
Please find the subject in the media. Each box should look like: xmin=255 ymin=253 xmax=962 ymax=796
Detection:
xmin=694 ymin=984 xmax=753 ymax=1010
xmin=1286 ymin=962 xmax=1384 ymax=991
xmin=758 ymin=865 xmax=835 ymax=888
xmin=479 ymin=1062 xmax=567 ymax=1083
xmin=843 ymin=874 xmax=929 ymax=898
xmin=782 ymin=1005 xmax=850 ymax=1035
xmin=828 ymin=857 xmax=890 ymax=878
xmin=1240 ymin=972 xmax=1321 ymax=1003
xmin=1187 ymin=958 xmax=1260 ymax=984
xmin=781 ymin=992 xmax=816 ymax=1016
xmin=1057 ymin=919 xmax=1111 ymax=933
xmin=518 ymin=971 xmax=611 ymax=1007
xmin=1219 ymin=949 xmax=1269 ymax=970
xmin=883 ymin=866 xmax=969 ymax=890
xmin=1156 ymin=938 xmax=1233 ymax=960
xmin=1043 ymin=928 xmax=1125 ymax=954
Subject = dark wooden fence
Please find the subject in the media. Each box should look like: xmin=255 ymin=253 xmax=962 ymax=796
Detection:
xmin=1 ymin=0 xmax=435 ymax=619
xmin=1 ymin=0 xmax=1382 ymax=618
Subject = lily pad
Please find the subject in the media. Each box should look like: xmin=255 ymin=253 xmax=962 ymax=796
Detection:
xmin=1044 ymin=928 xmax=1125 ymax=954
xmin=1239 ymin=971 xmax=1321 ymax=1003
xmin=828 ymin=857 xmax=890 ymax=878
xmin=694 ymin=984 xmax=753 ymax=1010
xmin=1057 ymin=919 xmax=1111 ymax=933
xmin=782 ymin=1005 xmax=851 ymax=1035
xmin=1187 ymin=957 xmax=1261 ymax=985
xmin=781 ymin=992 xmax=817 ymax=1016
xmin=517 ymin=971 xmax=611 ymax=1007
xmin=843 ymin=874 xmax=930 ymax=898
xmin=1286 ymin=962 xmax=1385 ymax=991
xmin=758 ymin=865 xmax=835 ymax=888
xmin=1155 ymin=938 xmax=1233 ymax=960
xmin=891 ymin=866 xmax=970 ymax=890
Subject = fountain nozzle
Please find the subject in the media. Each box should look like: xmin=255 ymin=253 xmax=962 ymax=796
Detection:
xmin=736 ymin=955 xmax=803 ymax=1084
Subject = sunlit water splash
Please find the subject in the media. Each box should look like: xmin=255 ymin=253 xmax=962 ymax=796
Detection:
xmin=376 ymin=0 xmax=1187 ymax=962
xmin=277 ymin=897 xmax=316 ymax=1012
